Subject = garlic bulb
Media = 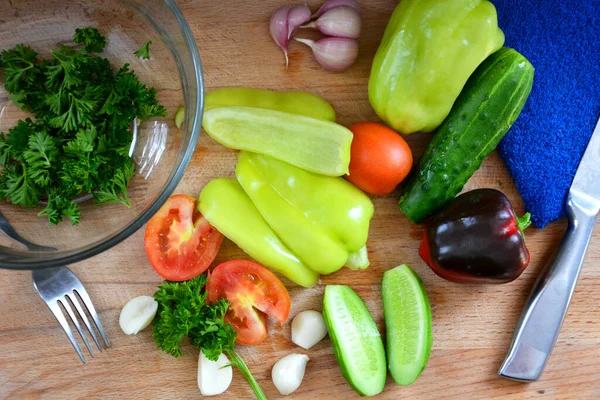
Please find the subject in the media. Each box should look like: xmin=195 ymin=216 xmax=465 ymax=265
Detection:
xmin=291 ymin=310 xmax=328 ymax=349
xmin=197 ymin=352 xmax=233 ymax=396
xmin=272 ymin=354 xmax=310 ymax=395
xmin=119 ymin=295 xmax=158 ymax=335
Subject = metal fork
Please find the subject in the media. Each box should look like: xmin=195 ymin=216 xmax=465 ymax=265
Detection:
xmin=0 ymin=211 xmax=109 ymax=363
xmin=32 ymin=267 xmax=110 ymax=363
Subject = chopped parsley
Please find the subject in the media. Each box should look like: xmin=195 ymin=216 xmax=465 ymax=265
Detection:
xmin=0 ymin=28 xmax=167 ymax=224
xmin=153 ymin=275 xmax=266 ymax=400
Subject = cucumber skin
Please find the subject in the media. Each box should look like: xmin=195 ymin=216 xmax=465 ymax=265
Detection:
xmin=399 ymin=47 xmax=534 ymax=223
xmin=382 ymin=265 xmax=432 ymax=386
xmin=323 ymin=285 xmax=386 ymax=397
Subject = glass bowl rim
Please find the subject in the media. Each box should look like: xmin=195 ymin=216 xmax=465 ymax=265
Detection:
xmin=0 ymin=0 xmax=204 ymax=270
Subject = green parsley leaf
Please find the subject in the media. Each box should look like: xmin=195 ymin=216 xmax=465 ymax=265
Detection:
xmin=0 ymin=134 xmax=11 ymax=166
xmin=93 ymin=161 xmax=135 ymax=206
xmin=0 ymin=164 xmax=39 ymax=208
xmin=153 ymin=275 xmax=212 ymax=358
xmin=38 ymin=189 xmax=81 ymax=225
xmin=46 ymin=45 xmax=82 ymax=88
xmin=63 ymin=127 xmax=97 ymax=154
xmin=0 ymin=44 xmax=39 ymax=93
xmin=73 ymin=27 xmax=106 ymax=53
xmin=152 ymin=275 xmax=266 ymax=400
xmin=188 ymin=298 xmax=237 ymax=361
xmin=134 ymin=40 xmax=152 ymax=60
xmin=0 ymin=28 xmax=167 ymax=224
xmin=4 ymin=119 xmax=38 ymax=162
xmin=23 ymin=131 xmax=59 ymax=186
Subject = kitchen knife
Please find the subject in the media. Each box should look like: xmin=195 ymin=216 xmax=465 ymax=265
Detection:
xmin=499 ymin=114 xmax=600 ymax=382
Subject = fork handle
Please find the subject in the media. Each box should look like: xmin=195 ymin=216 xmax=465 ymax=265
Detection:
xmin=498 ymin=194 xmax=598 ymax=382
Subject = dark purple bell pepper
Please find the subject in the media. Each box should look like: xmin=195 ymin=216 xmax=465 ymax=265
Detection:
xmin=419 ymin=189 xmax=531 ymax=284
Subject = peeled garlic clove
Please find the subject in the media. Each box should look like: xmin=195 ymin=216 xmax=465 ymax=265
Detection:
xmin=198 ymin=352 xmax=233 ymax=396
xmin=272 ymin=354 xmax=310 ymax=395
xmin=291 ymin=310 xmax=328 ymax=350
xmin=295 ymin=37 xmax=358 ymax=72
xmin=119 ymin=295 xmax=158 ymax=335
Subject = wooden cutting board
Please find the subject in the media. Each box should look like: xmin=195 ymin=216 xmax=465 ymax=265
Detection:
xmin=1 ymin=1 xmax=599 ymax=398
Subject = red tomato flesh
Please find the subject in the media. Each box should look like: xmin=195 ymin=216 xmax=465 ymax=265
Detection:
xmin=144 ymin=194 xmax=223 ymax=281
xmin=206 ymin=260 xmax=291 ymax=345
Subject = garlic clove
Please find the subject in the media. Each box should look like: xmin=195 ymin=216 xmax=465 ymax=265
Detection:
xmin=295 ymin=37 xmax=358 ymax=72
xmin=272 ymin=354 xmax=310 ymax=395
xmin=287 ymin=6 xmax=311 ymax=39
xmin=270 ymin=5 xmax=311 ymax=68
xmin=311 ymin=0 xmax=361 ymax=19
xmin=291 ymin=310 xmax=328 ymax=350
xmin=271 ymin=6 xmax=292 ymax=68
xmin=119 ymin=295 xmax=158 ymax=335
xmin=198 ymin=352 xmax=233 ymax=396
xmin=302 ymin=6 xmax=362 ymax=39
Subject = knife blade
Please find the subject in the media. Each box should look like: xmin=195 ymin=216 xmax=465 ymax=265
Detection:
xmin=499 ymin=114 xmax=600 ymax=382
xmin=570 ymin=117 xmax=600 ymax=208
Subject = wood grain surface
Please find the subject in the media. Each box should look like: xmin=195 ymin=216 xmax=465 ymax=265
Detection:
xmin=1 ymin=1 xmax=599 ymax=399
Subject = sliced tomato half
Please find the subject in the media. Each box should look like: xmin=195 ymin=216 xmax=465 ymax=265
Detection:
xmin=206 ymin=260 xmax=291 ymax=345
xmin=144 ymin=194 xmax=223 ymax=281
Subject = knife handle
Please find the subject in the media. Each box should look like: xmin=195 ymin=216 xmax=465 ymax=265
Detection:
xmin=498 ymin=192 xmax=598 ymax=382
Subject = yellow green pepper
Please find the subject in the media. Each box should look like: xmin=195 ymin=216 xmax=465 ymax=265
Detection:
xmin=205 ymin=87 xmax=336 ymax=121
xmin=235 ymin=152 xmax=373 ymax=275
xmin=368 ymin=0 xmax=505 ymax=134
xmin=199 ymin=178 xmax=320 ymax=288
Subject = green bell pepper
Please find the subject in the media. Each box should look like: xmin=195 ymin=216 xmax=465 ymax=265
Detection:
xmin=235 ymin=152 xmax=373 ymax=275
xmin=368 ymin=0 xmax=505 ymax=134
xmin=199 ymin=178 xmax=320 ymax=287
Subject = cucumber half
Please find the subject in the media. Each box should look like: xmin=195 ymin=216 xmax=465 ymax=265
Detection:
xmin=323 ymin=285 xmax=386 ymax=397
xmin=382 ymin=264 xmax=432 ymax=386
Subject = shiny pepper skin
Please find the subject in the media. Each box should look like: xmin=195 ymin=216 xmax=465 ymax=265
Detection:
xmin=419 ymin=189 xmax=531 ymax=284
xmin=368 ymin=0 xmax=505 ymax=134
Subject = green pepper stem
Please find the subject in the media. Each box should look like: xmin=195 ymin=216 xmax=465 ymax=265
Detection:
xmin=516 ymin=212 xmax=532 ymax=234
xmin=226 ymin=349 xmax=266 ymax=400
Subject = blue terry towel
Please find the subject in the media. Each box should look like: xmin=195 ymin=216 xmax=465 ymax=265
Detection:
xmin=492 ymin=0 xmax=600 ymax=228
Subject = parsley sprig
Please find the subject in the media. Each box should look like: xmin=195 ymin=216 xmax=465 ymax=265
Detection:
xmin=135 ymin=41 xmax=152 ymax=60
xmin=153 ymin=275 xmax=266 ymax=400
xmin=0 ymin=28 xmax=167 ymax=224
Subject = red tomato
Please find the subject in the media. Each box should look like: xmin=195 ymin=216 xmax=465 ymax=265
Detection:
xmin=346 ymin=122 xmax=413 ymax=196
xmin=206 ymin=260 xmax=291 ymax=345
xmin=144 ymin=194 xmax=223 ymax=281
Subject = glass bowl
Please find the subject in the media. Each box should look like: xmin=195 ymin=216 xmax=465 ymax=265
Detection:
xmin=0 ymin=0 xmax=203 ymax=269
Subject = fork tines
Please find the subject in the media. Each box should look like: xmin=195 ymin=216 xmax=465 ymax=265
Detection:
xmin=33 ymin=267 xmax=109 ymax=363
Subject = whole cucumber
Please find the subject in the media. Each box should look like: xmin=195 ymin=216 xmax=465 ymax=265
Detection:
xmin=399 ymin=47 xmax=534 ymax=223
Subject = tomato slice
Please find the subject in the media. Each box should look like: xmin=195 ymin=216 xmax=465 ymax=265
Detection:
xmin=144 ymin=194 xmax=223 ymax=281
xmin=206 ymin=260 xmax=291 ymax=345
